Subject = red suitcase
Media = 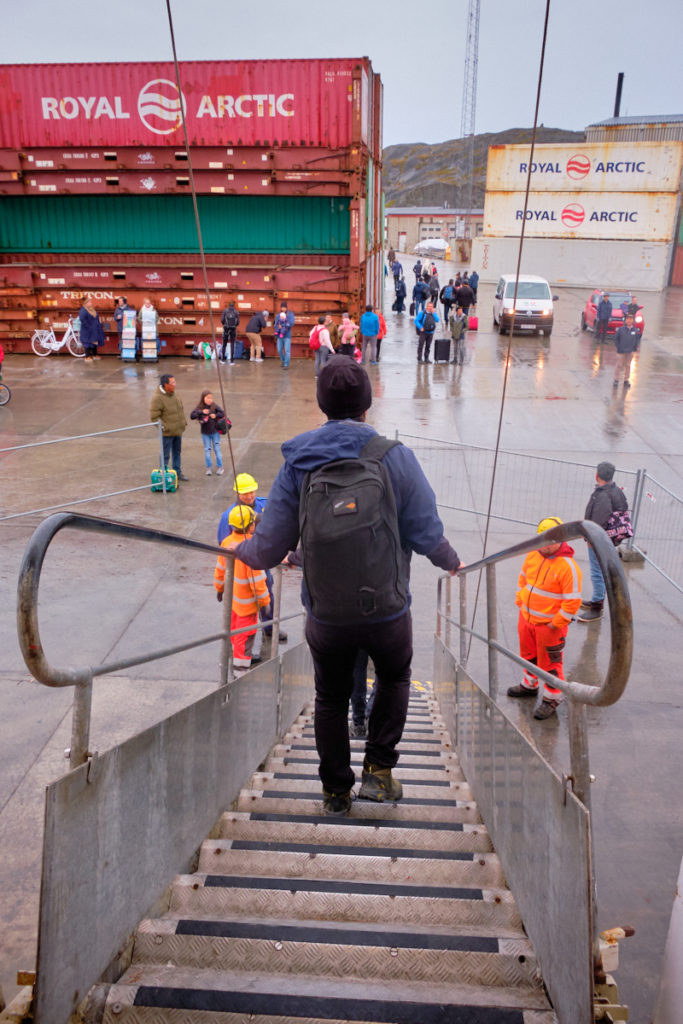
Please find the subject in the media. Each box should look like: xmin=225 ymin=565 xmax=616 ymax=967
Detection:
xmin=467 ymin=313 xmax=478 ymax=331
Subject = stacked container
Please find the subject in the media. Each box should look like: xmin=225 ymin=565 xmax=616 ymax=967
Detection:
xmin=0 ymin=59 xmax=383 ymax=356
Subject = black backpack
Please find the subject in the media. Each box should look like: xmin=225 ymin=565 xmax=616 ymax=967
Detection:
xmin=422 ymin=312 xmax=436 ymax=333
xmin=222 ymin=308 xmax=239 ymax=329
xmin=299 ymin=436 xmax=407 ymax=623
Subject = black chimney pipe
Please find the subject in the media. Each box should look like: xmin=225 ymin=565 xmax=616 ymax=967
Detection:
xmin=613 ymin=73 xmax=624 ymax=118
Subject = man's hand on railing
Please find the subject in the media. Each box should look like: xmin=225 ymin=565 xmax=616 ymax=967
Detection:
xmin=449 ymin=562 xmax=466 ymax=576
xmin=216 ymin=591 xmax=223 ymax=603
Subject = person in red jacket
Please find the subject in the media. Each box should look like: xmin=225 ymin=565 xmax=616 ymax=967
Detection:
xmin=507 ymin=516 xmax=582 ymax=720
xmin=376 ymin=310 xmax=387 ymax=361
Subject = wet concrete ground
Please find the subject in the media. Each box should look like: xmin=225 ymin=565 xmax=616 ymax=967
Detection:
xmin=1 ymin=263 xmax=682 ymax=1020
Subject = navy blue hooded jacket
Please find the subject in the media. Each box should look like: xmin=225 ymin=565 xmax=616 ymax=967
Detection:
xmin=233 ymin=419 xmax=461 ymax=620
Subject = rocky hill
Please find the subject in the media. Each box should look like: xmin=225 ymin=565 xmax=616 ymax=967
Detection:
xmin=383 ymin=127 xmax=585 ymax=208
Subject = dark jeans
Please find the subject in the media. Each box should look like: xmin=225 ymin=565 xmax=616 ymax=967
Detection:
xmin=351 ymin=649 xmax=376 ymax=725
xmin=221 ymin=328 xmax=236 ymax=361
xmin=417 ymin=331 xmax=434 ymax=361
xmin=162 ymin=435 xmax=182 ymax=475
xmin=305 ymin=610 xmax=413 ymax=793
xmin=261 ymin=569 xmax=275 ymax=634
xmin=595 ymin=319 xmax=609 ymax=342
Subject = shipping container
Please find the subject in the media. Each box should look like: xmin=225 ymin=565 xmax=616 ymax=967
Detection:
xmin=20 ymin=168 xmax=353 ymax=196
xmin=485 ymin=142 xmax=683 ymax=193
xmin=0 ymin=195 xmax=351 ymax=253
xmin=471 ymin=236 xmax=671 ymax=290
xmin=0 ymin=59 xmax=376 ymax=150
xmin=13 ymin=145 xmax=356 ymax=172
xmin=482 ymin=191 xmax=678 ymax=241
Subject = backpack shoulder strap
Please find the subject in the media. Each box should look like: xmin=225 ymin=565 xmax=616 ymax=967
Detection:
xmin=360 ymin=435 xmax=402 ymax=461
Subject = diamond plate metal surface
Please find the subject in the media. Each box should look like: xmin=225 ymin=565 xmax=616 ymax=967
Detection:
xmin=235 ymin=793 xmax=482 ymax=824
xmin=196 ymin=843 xmax=504 ymax=887
xmin=132 ymin=930 xmax=543 ymax=990
xmin=169 ymin=876 xmax=523 ymax=932
xmin=217 ymin=813 xmax=494 ymax=852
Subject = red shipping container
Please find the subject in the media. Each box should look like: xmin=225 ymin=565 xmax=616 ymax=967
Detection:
xmin=0 ymin=59 xmax=375 ymax=150
xmin=21 ymin=168 xmax=352 ymax=197
xmin=16 ymin=146 xmax=354 ymax=172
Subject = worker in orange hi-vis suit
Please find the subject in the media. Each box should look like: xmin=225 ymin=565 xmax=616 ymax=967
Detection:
xmin=507 ymin=516 xmax=583 ymax=721
xmin=214 ymin=504 xmax=271 ymax=671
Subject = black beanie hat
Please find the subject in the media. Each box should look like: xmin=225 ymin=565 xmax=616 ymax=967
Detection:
xmin=316 ymin=355 xmax=372 ymax=420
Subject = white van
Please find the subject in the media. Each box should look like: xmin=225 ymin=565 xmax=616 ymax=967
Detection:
xmin=493 ymin=274 xmax=557 ymax=336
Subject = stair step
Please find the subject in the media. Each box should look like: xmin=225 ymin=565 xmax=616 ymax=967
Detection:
xmin=169 ymin=874 xmax=523 ymax=932
xmin=250 ymin=772 xmax=473 ymax=800
xmin=263 ymin=759 xmax=468 ymax=782
xmin=236 ymin=792 xmax=481 ymax=824
xmin=197 ymin=841 xmax=504 ymax=887
xmin=216 ymin=813 xmax=493 ymax=852
xmin=105 ymin=964 xmax=552 ymax=1020
xmin=132 ymin=917 xmax=539 ymax=988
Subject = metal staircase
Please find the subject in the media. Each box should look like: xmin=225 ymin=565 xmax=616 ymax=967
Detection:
xmin=99 ymin=689 xmax=554 ymax=1023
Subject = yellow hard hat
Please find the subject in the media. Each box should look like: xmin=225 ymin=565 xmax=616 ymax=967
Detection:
xmin=537 ymin=516 xmax=563 ymax=533
xmin=234 ymin=472 xmax=258 ymax=494
xmin=228 ymin=504 xmax=255 ymax=531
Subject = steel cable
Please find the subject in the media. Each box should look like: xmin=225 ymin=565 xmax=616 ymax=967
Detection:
xmin=467 ymin=0 xmax=552 ymax=658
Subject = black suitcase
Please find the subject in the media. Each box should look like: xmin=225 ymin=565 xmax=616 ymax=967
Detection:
xmin=409 ymin=301 xmax=416 ymax=316
xmin=434 ymin=337 xmax=451 ymax=363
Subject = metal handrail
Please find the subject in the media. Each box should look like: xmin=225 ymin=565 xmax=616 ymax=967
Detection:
xmin=17 ymin=511 xmax=300 ymax=769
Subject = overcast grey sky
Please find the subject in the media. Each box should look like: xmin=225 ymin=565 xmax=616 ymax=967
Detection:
xmin=1 ymin=0 xmax=681 ymax=148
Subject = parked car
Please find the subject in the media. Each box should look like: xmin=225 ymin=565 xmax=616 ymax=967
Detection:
xmin=493 ymin=274 xmax=557 ymax=336
xmin=581 ymin=290 xmax=644 ymax=337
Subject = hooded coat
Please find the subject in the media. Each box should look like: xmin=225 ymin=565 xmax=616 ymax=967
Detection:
xmin=233 ymin=419 xmax=460 ymax=622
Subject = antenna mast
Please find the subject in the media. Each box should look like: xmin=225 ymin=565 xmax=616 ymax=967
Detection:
xmin=460 ymin=0 xmax=481 ymax=257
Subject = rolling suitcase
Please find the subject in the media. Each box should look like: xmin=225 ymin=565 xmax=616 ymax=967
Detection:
xmin=434 ymin=337 xmax=451 ymax=363
xmin=409 ymin=301 xmax=416 ymax=316
xmin=467 ymin=313 xmax=478 ymax=331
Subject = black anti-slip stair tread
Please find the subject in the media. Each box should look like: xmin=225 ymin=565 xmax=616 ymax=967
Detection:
xmin=270 ymin=771 xmax=453 ymax=786
xmin=258 ymin=789 xmax=467 ymax=807
xmin=132 ymin=985 xmax=528 ymax=1022
xmin=247 ymin=811 xmax=466 ymax=831
xmin=228 ymin=839 xmax=476 ymax=860
xmin=202 ymin=875 xmax=486 ymax=901
xmin=173 ymin=918 xmax=501 ymax=952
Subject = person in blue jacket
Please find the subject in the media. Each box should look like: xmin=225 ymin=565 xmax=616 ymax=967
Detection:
xmin=359 ymin=304 xmax=380 ymax=365
xmin=274 ymin=301 xmax=295 ymax=369
xmin=233 ymin=356 xmax=463 ymax=817
xmin=414 ymin=303 xmax=440 ymax=362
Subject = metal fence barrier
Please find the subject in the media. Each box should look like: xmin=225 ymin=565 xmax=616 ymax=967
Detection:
xmin=434 ymin=518 xmax=633 ymax=1024
xmin=0 ymin=420 xmax=167 ymax=522
xmin=397 ymin=431 xmax=683 ymax=594
xmin=16 ymin=511 xmax=308 ymax=1024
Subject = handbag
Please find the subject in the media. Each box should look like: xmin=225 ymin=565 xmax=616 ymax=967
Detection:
xmin=604 ymin=508 xmax=633 ymax=546
xmin=216 ymin=416 xmax=230 ymax=436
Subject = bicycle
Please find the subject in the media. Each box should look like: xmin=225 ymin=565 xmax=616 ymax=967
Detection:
xmin=0 ymin=381 xmax=10 ymax=405
xmin=31 ymin=318 xmax=84 ymax=358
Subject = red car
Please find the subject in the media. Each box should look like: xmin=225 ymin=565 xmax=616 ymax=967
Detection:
xmin=581 ymin=290 xmax=644 ymax=337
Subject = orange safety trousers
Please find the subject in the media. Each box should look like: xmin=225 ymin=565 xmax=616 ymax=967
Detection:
xmin=517 ymin=612 xmax=567 ymax=701
xmin=231 ymin=610 xmax=258 ymax=666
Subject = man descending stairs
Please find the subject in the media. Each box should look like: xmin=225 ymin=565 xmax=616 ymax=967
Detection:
xmin=99 ymin=688 xmax=554 ymax=1022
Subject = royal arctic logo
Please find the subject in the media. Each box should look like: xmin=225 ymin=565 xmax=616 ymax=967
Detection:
xmin=561 ymin=203 xmax=585 ymax=227
xmin=140 ymin=177 xmax=157 ymax=191
xmin=138 ymin=79 xmax=186 ymax=135
xmin=566 ymin=154 xmax=591 ymax=180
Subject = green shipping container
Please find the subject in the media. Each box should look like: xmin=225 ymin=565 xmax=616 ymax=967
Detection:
xmin=0 ymin=195 xmax=350 ymax=254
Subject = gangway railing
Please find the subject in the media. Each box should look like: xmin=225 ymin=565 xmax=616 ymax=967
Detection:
xmin=14 ymin=512 xmax=633 ymax=1024
xmin=15 ymin=511 xmax=309 ymax=1024
xmin=435 ymin=518 xmax=633 ymax=1023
